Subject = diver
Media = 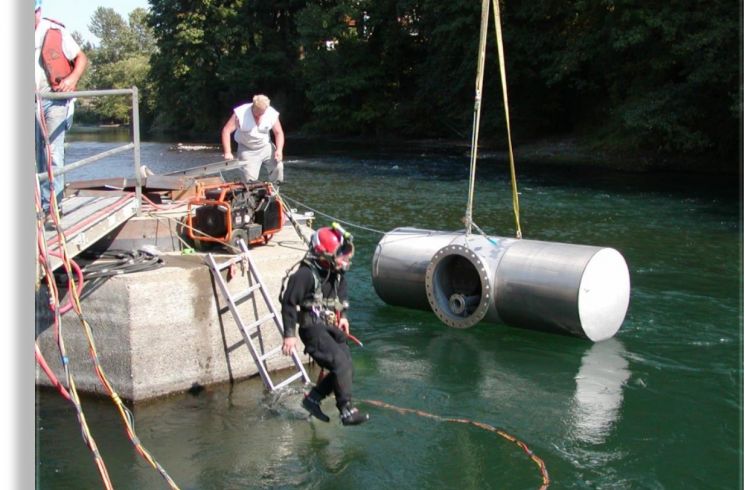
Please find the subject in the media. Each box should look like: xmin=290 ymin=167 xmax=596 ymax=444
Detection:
xmin=280 ymin=224 xmax=369 ymax=426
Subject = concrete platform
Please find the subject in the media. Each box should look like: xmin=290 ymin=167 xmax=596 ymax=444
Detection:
xmin=35 ymin=224 xmax=315 ymax=403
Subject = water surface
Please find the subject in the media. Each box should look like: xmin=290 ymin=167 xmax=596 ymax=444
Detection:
xmin=37 ymin=132 xmax=742 ymax=489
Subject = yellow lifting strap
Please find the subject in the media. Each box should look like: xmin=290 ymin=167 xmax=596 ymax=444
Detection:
xmin=464 ymin=0 xmax=522 ymax=239
xmin=492 ymin=0 xmax=522 ymax=239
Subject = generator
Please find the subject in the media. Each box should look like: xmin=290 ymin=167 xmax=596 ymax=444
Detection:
xmin=185 ymin=181 xmax=284 ymax=250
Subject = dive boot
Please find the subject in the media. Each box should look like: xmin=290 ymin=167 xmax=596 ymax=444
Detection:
xmin=302 ymin=394 xmax=330 ymax=422
xmin=340 ymin=404 xmax=369 ymax=426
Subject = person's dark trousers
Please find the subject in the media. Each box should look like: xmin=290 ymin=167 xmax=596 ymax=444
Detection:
xmin=299 ymin=319 xmax=353 ymax=410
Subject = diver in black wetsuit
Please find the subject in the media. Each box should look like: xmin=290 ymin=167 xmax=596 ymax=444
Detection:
xmin=280 ymin=224 xmax=369 ymax=426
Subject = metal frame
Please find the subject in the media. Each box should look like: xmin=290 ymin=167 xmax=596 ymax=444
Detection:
xmin=36 ymin=87 xmax=143 ymax=216
xmin=204 ymin=239 xmax=311 ymax=392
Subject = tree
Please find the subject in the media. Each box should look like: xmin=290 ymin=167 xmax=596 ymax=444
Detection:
xmin=296 ymin=0 xmax=426 ymax=135
xmin=148 ymin=0 xmax=306 ymax=135
xmin=83 ymin=7 xmax=157 ymax=125
xmin=141 ymin=0 xmax=741 ymax=166
xmin=503 ymin=0 xmax=741 ymax=158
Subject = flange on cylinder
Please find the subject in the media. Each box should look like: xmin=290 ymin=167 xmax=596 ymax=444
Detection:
xmin=371 ymin=227 xmax=631 ymax=342
xmin=425 ymin=244 xmax=492 ymax=329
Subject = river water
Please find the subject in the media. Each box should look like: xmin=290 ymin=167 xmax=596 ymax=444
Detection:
xmin=36 ymin=130 xmax=742 ymax=489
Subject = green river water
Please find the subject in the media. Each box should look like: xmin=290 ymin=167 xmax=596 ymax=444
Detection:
xmin=36 ymin=136 xmax=742 ymax=489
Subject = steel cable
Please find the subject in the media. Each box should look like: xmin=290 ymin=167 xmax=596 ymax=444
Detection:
xmin=279 ymin=193 xmax=387 ymax=236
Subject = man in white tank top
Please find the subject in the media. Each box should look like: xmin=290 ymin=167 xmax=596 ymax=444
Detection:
xmin=221 ymin=94 xmax=285 ymax=184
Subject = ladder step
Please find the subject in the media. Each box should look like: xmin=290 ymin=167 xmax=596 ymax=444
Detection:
xmin=205 ymin=246 xmax=309 ymax=393
xmin=225 ymin=339 xmax=245 ymax=353
xmin=230 ymin=283 xmax=261 ymax=305
xmin=243 ymin=313 xmax=276 ymax=332
xmin=218 ymin=284 xmax=262 ymax=315
xmin=215 ymin=256 xmax=242 ymax=272
xmin=272 ymin=371 xmax=306 ymax=391
xmin=257 ymin=345 xmax=282 ymax=362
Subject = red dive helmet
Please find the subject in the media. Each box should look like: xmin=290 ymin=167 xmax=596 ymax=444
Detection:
xmin=310 ymin=223 xmax=354 ymax=271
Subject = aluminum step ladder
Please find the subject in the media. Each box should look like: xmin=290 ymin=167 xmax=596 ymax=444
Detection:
xmin=204 ymin=239 xmax=310 ymax=392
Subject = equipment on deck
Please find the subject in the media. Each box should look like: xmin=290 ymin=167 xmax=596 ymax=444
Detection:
xmin=186 ymin=181 xmax=283 ymax=250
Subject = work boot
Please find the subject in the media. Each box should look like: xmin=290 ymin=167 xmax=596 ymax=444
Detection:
xmin=339 ymin=403 xmax=369 ymax=426
xmin=302 ymin=393 xmax=330 ymax=423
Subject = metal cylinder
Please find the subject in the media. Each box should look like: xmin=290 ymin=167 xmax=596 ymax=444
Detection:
xmin=371 ymin=228 xmax=630 ymax=341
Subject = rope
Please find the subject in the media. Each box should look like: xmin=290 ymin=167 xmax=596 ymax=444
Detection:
xmin=464 ymin=0 xmax=491 ymax=237
xmin=35 ymin=99 xmax=115 ymax=490
xmin=464 ymin=0 xmax=523 ymax=239
xmin=317 ymin=328 xmax=548 ymax=488
xmin=462 ymin=217 xmax=499 ymax=247
xmin=36 ymin=98 xmax=181 ymax=490
xmin=491 ymin=0 xmax=522 ymax=239
xmin=280 ymin=193 xmax=387 ymax=236
xmin=274 ymin=191 xmax=312 ymax=247
xmin=361 ymin=399 xmax=550 ymax=489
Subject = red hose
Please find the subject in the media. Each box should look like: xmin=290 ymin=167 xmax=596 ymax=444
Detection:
xmin=46 ymin=251 xmax=84 ymax=315
xmin=35 ymin=343 xmax=71 ymax=401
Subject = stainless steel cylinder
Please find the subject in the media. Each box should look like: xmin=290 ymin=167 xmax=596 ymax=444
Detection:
xmin=371 ymin=227 xmax=630 ymax=341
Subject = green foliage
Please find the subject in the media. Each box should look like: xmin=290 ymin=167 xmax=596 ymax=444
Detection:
xmin=148 ymin=0 xmax=307 ymax=135
xmin=81 ymin=0 xmax=739 ymax=164
xmin=504 ymin=0 xmax=741 ymax=158
xmin=296 ymin=0 xmax=426 ymax=135
xmin=91 ymin=55 xmax=153 ymax=124
xmin=82 ymin=7 xmax=157 ymax=125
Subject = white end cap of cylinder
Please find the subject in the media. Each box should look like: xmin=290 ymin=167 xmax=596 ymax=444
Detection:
xmin=577 ymin=248 xmax=631 ymax=341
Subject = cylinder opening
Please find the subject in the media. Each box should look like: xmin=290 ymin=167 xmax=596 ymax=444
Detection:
xmin=426 ymin=246 xmax=490 ymax=329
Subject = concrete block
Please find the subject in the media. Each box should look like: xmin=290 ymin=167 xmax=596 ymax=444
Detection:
xmin=35 ymin=225 xmax=314 ymax=402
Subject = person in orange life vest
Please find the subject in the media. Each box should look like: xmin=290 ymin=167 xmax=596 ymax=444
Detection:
xmin=34 ymin=0 xmax=88 ymax=227
xmin=221 ymin=94 xmax=285 ymax=185
xmin=280 ymin=225 xmax=370 ymax=426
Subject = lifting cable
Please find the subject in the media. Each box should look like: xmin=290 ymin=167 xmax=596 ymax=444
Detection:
xmin=465 ymin=0 xmax=522 ymax=239
xmin=35 ymin=99 xmax=181 ymax=490
xmin=361 ymin=399 xmax=550 ymax=489
xmin=464 ymin=0 xmax=491 ymax=237
xmin=274 ymin=191 xmax=312 ymax=247
xmin=279 ymin=193 xmax=387 ymax=237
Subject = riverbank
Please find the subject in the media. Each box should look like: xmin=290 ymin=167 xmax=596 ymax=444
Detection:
xmin=293 ymin=134 xmax=738 ymax=175
xmin=143 ymin=128 xmax=737 ymax=176
xmin=68 ymin=124 xmax=740 ymax=179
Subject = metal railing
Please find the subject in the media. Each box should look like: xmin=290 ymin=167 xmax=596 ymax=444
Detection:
xmin=36 ymin=87 xmax=143 ymax=215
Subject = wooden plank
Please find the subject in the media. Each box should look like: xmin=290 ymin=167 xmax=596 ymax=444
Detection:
xmin=68 ymin=175 xmax=188 ymax=191
xmin=142 ymin=175 xmax=190 ymax=190
xmin=66 ymin=178 xmax=133 ymax=190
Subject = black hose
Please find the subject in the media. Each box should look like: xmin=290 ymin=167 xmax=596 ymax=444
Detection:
xmin=80 ymin=249 xmax=165 ymax=279
xmin=54 ymin=249 xmax=165 ymax=298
